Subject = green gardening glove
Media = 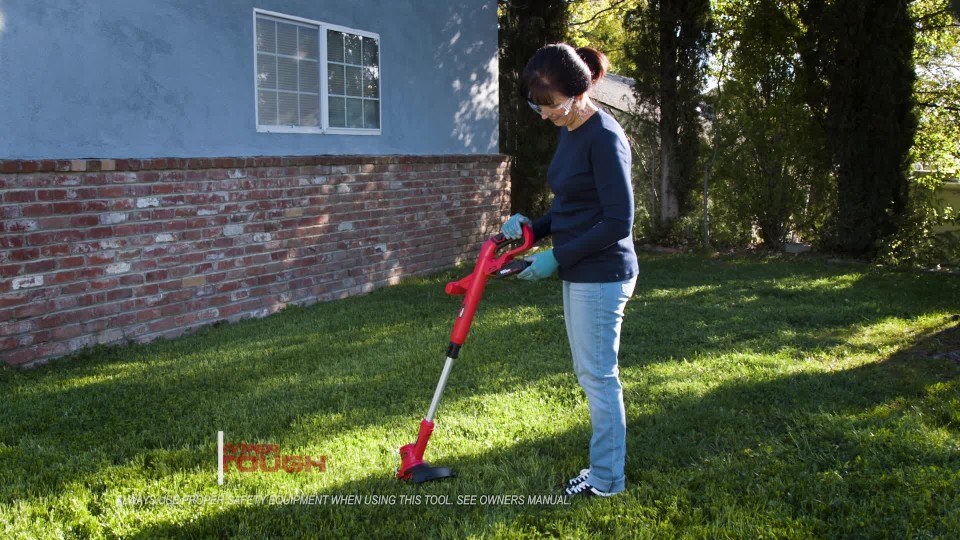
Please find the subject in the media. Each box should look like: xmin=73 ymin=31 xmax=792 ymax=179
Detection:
xmin=518 ymin=250 xmax=558 ymax=281
xmin=502 ymin=214 xmax=531 ymax=240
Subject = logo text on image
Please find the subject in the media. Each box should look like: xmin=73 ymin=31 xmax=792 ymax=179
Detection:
xmin=217 ymin=431 xmax=325 ymax=485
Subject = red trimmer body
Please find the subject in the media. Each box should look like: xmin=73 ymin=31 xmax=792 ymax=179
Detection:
xmin=397 ymin=225 xmax=534 ymax=483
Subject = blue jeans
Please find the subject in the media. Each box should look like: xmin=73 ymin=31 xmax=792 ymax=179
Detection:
xmin=562 ymin=277 xmax=637 ymax=494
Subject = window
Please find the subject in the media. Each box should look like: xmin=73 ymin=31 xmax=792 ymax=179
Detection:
xmin=253 ymin=10 xmax=381 ymax=135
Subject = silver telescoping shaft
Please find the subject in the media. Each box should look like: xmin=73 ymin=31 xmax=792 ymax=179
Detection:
xmin=425 ymin=356 xmax=455 ymax=422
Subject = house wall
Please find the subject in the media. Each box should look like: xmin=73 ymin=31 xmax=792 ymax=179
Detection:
xmin=0 ymin=1 xmax=508 ymax=366
xmin=0 ymin=155 xmax=511 ymax=367
xmin=933 ymin=182 xmax=960 ymax=237
xmin=0 ymin=0 xmax=499 ymax=159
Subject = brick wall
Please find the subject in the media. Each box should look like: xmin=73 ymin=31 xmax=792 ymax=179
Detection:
xmin=0 ymin=155 xmax=511 ymax=367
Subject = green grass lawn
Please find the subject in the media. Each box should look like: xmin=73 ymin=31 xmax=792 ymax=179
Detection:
xmin=2 ymin=254 xmax=959 ymax=539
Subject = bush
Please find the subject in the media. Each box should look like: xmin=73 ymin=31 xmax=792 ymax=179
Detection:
xmin=878 ymin=183 xmax=960 ymax=268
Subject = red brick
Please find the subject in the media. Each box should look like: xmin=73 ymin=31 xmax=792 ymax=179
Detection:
xmin=3 ymin=347 xmax=38 ymax=366
xmin=97 ymin=185 xmax=126 ymax=198
xmin=37 ymin=190 xmax=70 ymax=201
xmin=24 ymin=260 xmax=57 ymax=274
xmin=51 ymin=271 xmax=82 ymax=287
xmin=60 ymin=256 xmax=85 ymax=269
xmin=110 ymin=199 xmax=136 ymax=211
xmin=87 ymin=252 xmax=116 ymax=265
xmin=0 ymin=236 xmax=24 ymax=249
xmin=69 ymin=215 xmax=101 ymax=227
xmin=14 ymin=303 xmax=48 ymax=319
xmin=52 ymin=324 xmax=84 ymax=341
xmin=87 ymin=277 xmax=118 ymax=290
xmin=60 ymin=282 xmax=89 ymax=295
xmin=4 ymin=191 xmax=36 ymax=203
xmin=22 ymin=204 xmax=54 ymax=218
xmin=9 ymin=249 xmax=40 ymax=262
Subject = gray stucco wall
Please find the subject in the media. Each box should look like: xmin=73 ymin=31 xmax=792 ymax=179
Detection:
xmin=0 ymin=0 xmax=499 ymax=159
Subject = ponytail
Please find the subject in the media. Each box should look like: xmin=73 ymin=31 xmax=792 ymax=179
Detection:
xmin=576 ymin=47 xmax=609 ymax=85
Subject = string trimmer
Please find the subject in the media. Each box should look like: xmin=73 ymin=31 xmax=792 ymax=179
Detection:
xmin=397 ymin=224 xmax=534 ymax=483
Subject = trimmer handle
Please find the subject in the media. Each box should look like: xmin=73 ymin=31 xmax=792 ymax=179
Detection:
xmin=483 ymin=227 xmax=535 ymax=275
xmin=444 ymin=224 xmax=535 ymax=352
xmin=445 ymin=224 xmax=535 ymax=295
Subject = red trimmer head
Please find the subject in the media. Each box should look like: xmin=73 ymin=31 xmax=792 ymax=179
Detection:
xmin=397 ymin=225 xmax=534 ymax=483
xmin=397 ymin=420 xmax=455 ymax=483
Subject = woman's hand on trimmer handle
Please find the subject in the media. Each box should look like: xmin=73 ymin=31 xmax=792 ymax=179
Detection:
xmin=518 ymin=250 xmax=558 ymax=281
xmin=502 ymin=214 xmax=531 ymax=240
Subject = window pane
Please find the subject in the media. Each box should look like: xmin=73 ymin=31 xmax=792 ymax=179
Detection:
xmin=363 ymin=100 xmax=380 ymax=129
xmin=327 ymin=30 xmax=344 ymax=62
xmin=346 ymin=98 xmax=363 ymax=128
xmin=300 ymin=94 xmax=320 ymax=126
xmin=256 ymin=19 xmax=276 ymax=53
xmin=363 ymin=66 xmax=379 ymax=98
xmin=278 ymin=93 xmax=298 ymax=125
xmin=258 ymin=90 xmax=278 ymax=125
xmin=277 ymin=22 xmax=298 ymax=56
xmin=299 ymin=61 xmax=319 ymax=93
xmin=328 ymin=63 xmax=345 ymax=95
xmin=298 ymin=27 xmax=318 ymax=60
xmin=362 ymin=37 xmax=378 ymax=67
xmin=344 ymin=34 xmax=361 ymax=64
xmin=345 ymin=66 xmax=363 ymax=97
xmin=277 ymin=57 xmax=298 ymax=92
xmin=329 ymin=96 xmax=346 ymax=127
xmin=257 ymin=54 xmax=277 ymax=90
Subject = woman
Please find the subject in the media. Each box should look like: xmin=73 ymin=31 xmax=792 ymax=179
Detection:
xmin=502 ymin=43 xmax=638 ymax=498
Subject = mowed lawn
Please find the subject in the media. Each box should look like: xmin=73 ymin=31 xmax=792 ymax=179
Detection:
xmin=1 ymin=254 xmax=958 ymax=539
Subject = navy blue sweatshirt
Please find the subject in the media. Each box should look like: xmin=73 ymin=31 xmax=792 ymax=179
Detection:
xmin=531 ymin=109 xmax=639 ymax=283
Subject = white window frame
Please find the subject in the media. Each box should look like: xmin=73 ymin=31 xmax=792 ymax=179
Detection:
xmin=253 ymin=9 xmax=382 ymax=136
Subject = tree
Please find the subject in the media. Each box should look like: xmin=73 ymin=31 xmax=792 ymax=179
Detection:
xmin=824 ymin=0 xmax=918 ymax=256
xmin=911 ymin=0 xmax=960 ymax=179
xmin=706 ymin=0 xmax=834 ymax=249
xmin=498 ymin=0 xmax=571 ymax=217
xmin=624 ymin=0 xmax=713 ymax=236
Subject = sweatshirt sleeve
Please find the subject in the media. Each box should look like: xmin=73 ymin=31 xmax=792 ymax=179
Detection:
xmin=531 ymin=212 xmax=552 ymax=243
xmin=552 ymin=128 xmax=633 ymax=268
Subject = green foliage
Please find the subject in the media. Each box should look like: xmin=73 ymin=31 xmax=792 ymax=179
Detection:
xmin=567 ymin=0 xmax=639 ymax=75
xmin=498 ymin=0 xmax=571 ymax=216
xmin=911 ymin=0 xmax=960 ymax=177
xmin=878 ymin=180 xmax=960 ymax=267
xmin=2 ymin=257 xmax=959 ymax=537
xmin=709 ymin=0 xmax=833 ymax=249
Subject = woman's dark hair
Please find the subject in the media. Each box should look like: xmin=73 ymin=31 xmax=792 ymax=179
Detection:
xmin=522 ymin=44 xmax=609 ymax=105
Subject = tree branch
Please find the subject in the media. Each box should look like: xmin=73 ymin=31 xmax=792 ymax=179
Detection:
xmin=912 ymin=6 xmax=952 ymax=27
xmin=917 ymin=102 xmax=960 ymax=113
xmin=570 ymin=0 xmax=630 ymax=26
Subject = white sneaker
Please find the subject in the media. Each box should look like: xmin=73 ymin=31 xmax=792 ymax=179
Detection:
xmin=564 ymin=481 xmax=616 ymax=498
xmin=566 ymin=468 xmax=591 ymax=486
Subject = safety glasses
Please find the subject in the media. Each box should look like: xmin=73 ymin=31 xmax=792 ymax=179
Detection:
xmin=527 ymin=95 xmax=574 ymax=116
